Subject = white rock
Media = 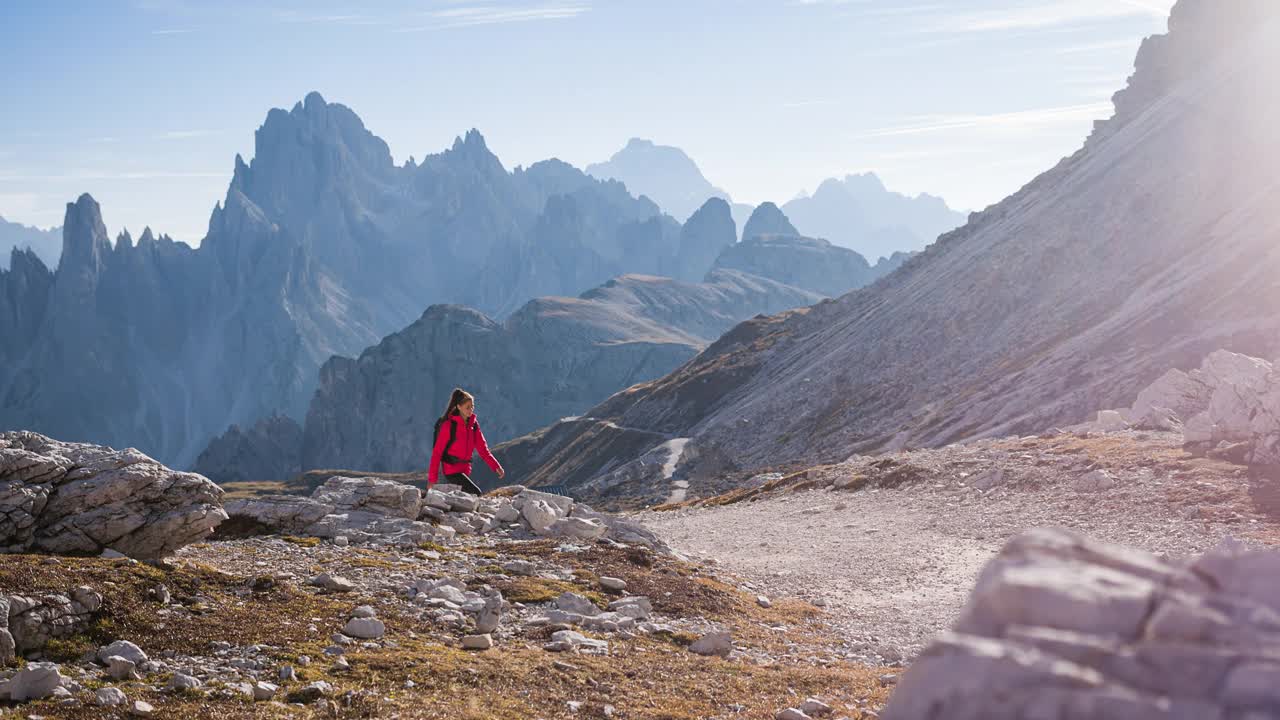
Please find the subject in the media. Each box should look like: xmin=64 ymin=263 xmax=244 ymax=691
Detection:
xmin=130 ymin=700 xmax=156 ymax=717
xmin=169 ymin=672 xmax=202 ymax=691
xmin=105 ymin=656 xmax=140 ymax=681
xmin=97 ymin=640 xmax=148 ymax=665
xmin=776 ymin=709 xmax=813 ymax=720
xmin=600 ymin=576 xmax=627 ymax=592
xmin=96 ymin=687 xmax=127 ymax=706
xmin=310 ymin=573 xmax=355 ymax=592
xmin=0 ymin=662 xmax=64 ymax=701
xmin=252 ymin=681 xmax=278 ymax=701
xmin=462 ymin=634 xmax=494 ymax=650
xmin=801 ymin=698 xmax=833 ymax=716
xmin=351 ymin=605 xmax=378 ymax=619
xmin=757 ymin=595 xmax=772 ymax=608
xmin=522 ymin=499 xmax=558 ymax=533
xmin=557 ymin=592 xmax=602 ymax=617
xmin=550 ymin=517 xmax=607 ymax=541
xmin=344 ymin=617 xmax=386 ymax=639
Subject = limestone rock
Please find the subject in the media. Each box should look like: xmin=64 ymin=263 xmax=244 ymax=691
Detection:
xmin=0 ymin=432 xmax=226 ymax=558
xmin=882 ymin=527 xmax=1280 ymax=719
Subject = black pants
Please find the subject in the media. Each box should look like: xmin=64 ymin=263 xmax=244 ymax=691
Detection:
xmin=445 ymin=472 xmax=483 ymax=496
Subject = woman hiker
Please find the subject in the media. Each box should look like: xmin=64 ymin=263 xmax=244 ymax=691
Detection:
xmin=427 ymin=388 xmax=504 ymax=496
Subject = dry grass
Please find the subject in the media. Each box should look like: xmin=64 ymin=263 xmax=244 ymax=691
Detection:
xmin=219 ymin=480 xmax=293 ymax=500
xmin=2 ymin=534 xmax=892 ymax=719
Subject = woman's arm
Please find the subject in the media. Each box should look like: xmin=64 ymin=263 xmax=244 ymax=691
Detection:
xmin=427 ymin=423 xmax=449 ymax=485
xmin=474 ymin=421 xmax=505 ymax=479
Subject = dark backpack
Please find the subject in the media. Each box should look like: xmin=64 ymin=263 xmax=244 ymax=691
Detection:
xmin=432 ymin=416 xmax=465 ymax=465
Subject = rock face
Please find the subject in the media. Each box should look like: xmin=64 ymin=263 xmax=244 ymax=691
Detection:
xmin=712 ymin=233 xmax=893 ymax=299
xmin=497 ymin=0 xmax=1280 ymax=504
xmin=882 ymin=527 xmax=1280 ymax=719
xmin=2 ymin=587 xmax=104 ymax=662
xmin=0 ymin=95 xmax=755 ymax=470
xmin=293 ymin=269 xmax=822 ymax=479
xmin=782 ymin=173 xmax=965 ymax=260
xmin=0 ymin=431 xmax=226 ymax=558
xmin=192 ymin=414 xmax=302 ymax=483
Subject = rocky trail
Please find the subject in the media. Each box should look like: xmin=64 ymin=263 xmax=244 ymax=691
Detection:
xmin=643 ymin=430 xmax=1280 ymax=665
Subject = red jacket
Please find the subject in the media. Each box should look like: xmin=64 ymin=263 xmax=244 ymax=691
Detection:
xmin=428 ymin=413 xmax=502 ymax=484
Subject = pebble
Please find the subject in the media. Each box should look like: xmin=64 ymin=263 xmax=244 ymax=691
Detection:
xmin=599 ymin=576 xmax=627 ymax=592
xmin=462 ymin=634 xmax=494 ymax=650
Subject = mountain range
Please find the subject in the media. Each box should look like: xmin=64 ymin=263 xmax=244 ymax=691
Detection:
xmin=0 ymin=217 xmax=60 ymax=270
xmin=585 ymin=138 xmax=966 ymax=257
xmin=194 ymin=197 xmax=904 ymax=483
xmin=0 ymin=95 xmax=910 ymax=471
xmin=494 ymin=0 xmax=1280 ymax=507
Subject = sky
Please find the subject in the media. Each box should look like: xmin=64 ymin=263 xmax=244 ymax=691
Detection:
xmin=0 ymin=0 xmax=1175 ymax=244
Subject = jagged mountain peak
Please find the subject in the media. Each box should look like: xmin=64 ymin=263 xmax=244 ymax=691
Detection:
xmin=60 ymin=194 xmax=111 ymax=271
xmin=741 ymin=202 xmax=799 ymax=240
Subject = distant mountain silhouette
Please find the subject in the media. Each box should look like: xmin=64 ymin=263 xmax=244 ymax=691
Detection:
xmin=586 ymin=138 xmax=753 ymax=229
xmin=782 ymin=173 xmax=966 ymax=261
xmin=0 ymin=217 xmax=60 ymax=269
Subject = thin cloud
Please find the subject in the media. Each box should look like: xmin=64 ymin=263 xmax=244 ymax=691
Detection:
xmin=780 ymin=99 xmax=838 ymax=109
xmin=852 ymin=102 xmax=1112 ymax=139
xmin=0 ymin=171 xmax=226 ymax=181
xmin=159 ymin=130 xmax=218 ymax=140
xmin=918 ymin=0 xmax=1172 ymax=34
xmin=396 ymin=3 xmax=590 ymax=31
xmin=151 ymin=28 xmax=194 ymax=35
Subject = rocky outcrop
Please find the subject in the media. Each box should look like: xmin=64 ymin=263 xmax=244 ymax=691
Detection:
xmin=192 ymin=415 xmax=302 ymax=483
xmin=882 ymin=527 xmax=1280 ymax=719
xmin=222 ymin=475 xmax=666 ymax=550
xmin=498 ymin=0 xmax=1280 ymax=504
xmin=1086 ymin=350 xmax=1280 ymax=465
xmin=1 ymin=587 xmax=103 ymax=664
xmin=0 ymin=431 xmax=226 ymax=558
xmin=673 ymin=198 xmax=737 ymax=283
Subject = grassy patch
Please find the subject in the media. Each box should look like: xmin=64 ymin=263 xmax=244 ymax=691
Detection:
xmin=281 ymin=535 xmax=322 ymax=547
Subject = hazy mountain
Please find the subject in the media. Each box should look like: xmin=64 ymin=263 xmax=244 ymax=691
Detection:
xmin=585 ymin=138 xmax=754 ymax=231
xmin=496 ymin=0 xmax=1280 ymax=507
xmin=0 ymin=217 xmax=61 ymax=270
xmin=782 ymin=173 xmax=966 ymax=261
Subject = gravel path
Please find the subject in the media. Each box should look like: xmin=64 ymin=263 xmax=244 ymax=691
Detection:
xmin=639 ymin=431 xmax=1280 ymax=665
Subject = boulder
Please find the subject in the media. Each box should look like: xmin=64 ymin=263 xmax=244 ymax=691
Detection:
xmin=96 ymin=687 xmax=127 ymax=706
xmin=549 ymin=516 xmax=607 ymax=541
xmin=4 ymin=587 xmax=102 ymax=654
xmin=344 ymin=617 xmax=385 ymax=639
xmin=881 ymin=528 xmax=1280 ymax=719
xmin=0 ymin=661 xmax=65 ymax=701
xmin=462 ymin=634 xmax=493 ymax=650
xmin=0 ymin=432 xmax=226 ymax=558
xmin=522 ymin=499 xmax=559 ymax=534
xmin=97 ymin=640 xmax=148 ymax=666
xmin=310 ymin=475 xmax=422 ymax=519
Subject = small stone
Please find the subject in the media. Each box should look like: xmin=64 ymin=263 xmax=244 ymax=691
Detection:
xmin=95 ymin=687 xmax=127 ymax=706
xmin=343 ymin=617 xmax=385 ymax=639
xmin=310 ymin=574 xmax=355 ymax=593
xmin=801 ymin=697 xmax=833 ymax=716
xmin=333 ymin=536 xmax=349 ymax=547
xmin=169 ymin=672 xmax=202 ymax=691
xmin=101 ymin=548 xmax=127 ymax=559
xmin=105 ymin=656 xmax=140 ymax=681
xmin=252 ymin=681 xmax=278 ymax=701
xmin=757 ymin=595 xmax=772 ymax=608
xmin=279 ymin=665 xmax=297 ymax=682
xmin=557 ymin=592 xmax=602 ymax=617
xmin=351 ymin=605 xmax=378 ymax=619
xmin=501 ymin=559 xmax=537 ymax=576
xmin=878 ymin=673 xmax=898 ymax=687
xmin=97 ymin=640 xmax=148 ymax=665
xmin=331 ymin=656 xmax=351 ymax=671
xmin=599 ymin=576 xmax=627 ymax=592
xmin=689 ymin=631 xmax=733 ymax=657
xmin=130 ymin=700 xmax=156 ymax=717
xmin=776 ymin=710 xmax=813 ymax=720
xmin=462 ymin=634 xmax=494 ymax=650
